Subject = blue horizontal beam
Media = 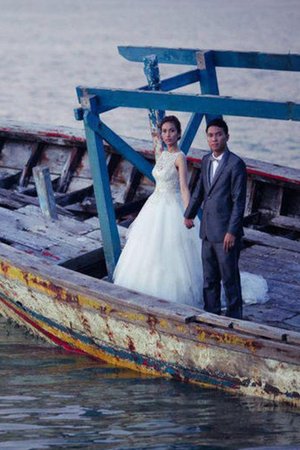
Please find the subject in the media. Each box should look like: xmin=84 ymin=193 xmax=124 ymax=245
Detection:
xmin=77 ymin=87 xmax=300 ymax=121
xmin=118 ymin=46 xmax=300 ymax=72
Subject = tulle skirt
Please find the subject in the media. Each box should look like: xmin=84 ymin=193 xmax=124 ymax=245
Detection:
xmin=113 ymin=190 xmax=203 ymax=307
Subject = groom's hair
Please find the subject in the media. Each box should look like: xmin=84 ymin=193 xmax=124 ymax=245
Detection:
xmin=159 ymin=115 xmax=182 ymax=139
xmin=206 ymin=118 xmax=229 ymax=135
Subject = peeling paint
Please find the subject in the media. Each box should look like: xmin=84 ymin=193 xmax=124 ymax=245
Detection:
xmin=0 ymin=263 xmax=299 ymax=407
xmin=41 ymin=250 xmax=60 ymax=261
xmin=147 ymin=314 xmax=158 ymax=334
xmin=127 ymin=336 xmax=136 ymax=353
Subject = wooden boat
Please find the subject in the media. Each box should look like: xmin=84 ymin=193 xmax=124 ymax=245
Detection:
xmin=0 ymin=47 xmax=299 ymax=406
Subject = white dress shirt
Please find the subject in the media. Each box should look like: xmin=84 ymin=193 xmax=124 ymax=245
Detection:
xmin=211 ymin=153 xmax=223 ymax=180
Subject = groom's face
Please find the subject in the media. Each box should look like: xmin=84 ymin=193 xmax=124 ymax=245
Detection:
xmin=206 ymin=126 xmax=229 ymax=156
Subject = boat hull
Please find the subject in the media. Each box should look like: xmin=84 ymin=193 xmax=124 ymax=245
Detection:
xmin=0 ymin=243 xmax=299 ymax=407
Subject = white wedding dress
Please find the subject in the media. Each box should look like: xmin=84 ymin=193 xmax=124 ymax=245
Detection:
xmin=113 ymin=150 xmax=268 ymax=308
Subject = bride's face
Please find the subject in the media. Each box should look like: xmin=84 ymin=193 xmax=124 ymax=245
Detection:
xmin=161 ymin=122 xmax=180 ymax=148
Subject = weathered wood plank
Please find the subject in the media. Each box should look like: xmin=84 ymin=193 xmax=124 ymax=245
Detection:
xmin=242 ymin=243 xmax=300 ymax=264
xmin=268 ymin=295 xmax=300 ymax=312
xmin=19 ymin=142 xmax=44 ymax=188
xmin=16 ymin=176 xmax=60 ymax=198
xmin=242 ymin=304 xmax=300 ymax=334
xmin=251 ymin=182 xmax=284 ymax=215
xmin=66 ymin=176 xmax=93 ymax=194
xmin=55 ymin=184 xmax=94 ymax=207
xmin=57 ymin=146 xmax=85 ymax=193
xmin=0 ymin=140 xmax=35 ymax=170
xmin=0 ymin=212 xmax=89 ymax=250
xmin=270 ymin=215 xmax=300 ymax=232
xmin=240 ymin=259 xmax=300 ymax=286
xmin=65 ymin=196 xmax=147 ymax=219
xmin=0 ymin=215 xmax=59 ymax=251
xmin=187 ymin=312 xmax=300 ymax=345
xmin=243 ymin=228 xmax=300 ymax=253
xmin=241 ymin=251 xmax=300 ymax=276
xmin=38 ymin=144 xmax=70 ymax=175
xmin=115 ymin=198 xmax=147 ymax=218
xmin=0 ymin=187 xmax=74 ymax=216
xmin=0 ymin=169 xmax=21 ymax=188
xmin=106 ymin=152 xmax=123 ymax=180
xmin=17 ymin=205 xmax=96 ymax=235
xmin=33 ymin=166 xmax=58 ymax=220
xmin=84 ymin=219 xmax=128 ymax=246
xmin=0 ymin=206 xmax=99 ymax=263
xmin=123 ymin=167 xmax=143 ymax=203
xmin=0 ymin=120 xmax=86 ymax=147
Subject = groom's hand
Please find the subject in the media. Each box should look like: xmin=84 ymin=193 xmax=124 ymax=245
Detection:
xmin=184 ymin=218 xmax=194 ymax=229
xmin=223 ymin=233 xmax=235 ymax=252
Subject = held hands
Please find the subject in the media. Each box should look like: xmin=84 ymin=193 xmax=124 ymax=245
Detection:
xmin=223 ymin=232 xmax=235 ymax=252
xmin=184 ymin=218 xmax=194 ymax=229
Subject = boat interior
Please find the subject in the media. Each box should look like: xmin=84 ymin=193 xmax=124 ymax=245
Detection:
xmin=0 ymin=121 xmax=299 ymax=332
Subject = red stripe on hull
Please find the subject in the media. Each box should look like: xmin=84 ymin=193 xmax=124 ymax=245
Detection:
xmin=0 ymin=296 xmax=86 ymax=355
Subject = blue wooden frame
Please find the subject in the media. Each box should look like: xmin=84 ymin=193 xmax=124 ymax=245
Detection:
xmin=81 ymin=101 xmax=121 ymax=280
xmin=77 ymin=87 xmax=300 ymax=121
xmin=118 ymin=47 xmax=300 ymax=71
xmin=75 ymin=47 xmax=300 ymax=279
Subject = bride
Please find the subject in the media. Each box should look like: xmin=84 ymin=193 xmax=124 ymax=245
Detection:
xmin=113 ymin=116 xmax=268 ymax=310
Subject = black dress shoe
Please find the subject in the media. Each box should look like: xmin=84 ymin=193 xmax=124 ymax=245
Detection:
xmin=225 ymin=308 xmax=243 ymax=319
xmin=204 ymin=308 xmax=221 ymax=316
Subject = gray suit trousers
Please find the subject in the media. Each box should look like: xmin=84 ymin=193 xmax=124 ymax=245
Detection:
xmin=202 ymin=238 xmax=243 ymax=315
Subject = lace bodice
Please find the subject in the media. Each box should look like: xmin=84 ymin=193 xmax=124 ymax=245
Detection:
xmin=152 ymin=151 xmax=182 ymax=195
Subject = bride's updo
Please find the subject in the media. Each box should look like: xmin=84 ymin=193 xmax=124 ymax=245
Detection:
xmin=158 ymin=115 xmax=181 ymax=140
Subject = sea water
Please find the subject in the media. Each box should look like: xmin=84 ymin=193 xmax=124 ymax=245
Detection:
xmin=0 ymin=1 xmax=300 ymax=448
xmin=0 ymin=0 xmax=299 ymax=167
xmin=1 ymin=318 xmax=300 ymax=450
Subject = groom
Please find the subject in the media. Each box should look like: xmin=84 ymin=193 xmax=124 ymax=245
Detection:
xmin=184 ymin=118 xmax=247 ymax=319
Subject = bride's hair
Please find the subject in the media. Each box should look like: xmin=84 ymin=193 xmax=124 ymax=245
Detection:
xmin=158 ymin=115 xmax=181 ymax=140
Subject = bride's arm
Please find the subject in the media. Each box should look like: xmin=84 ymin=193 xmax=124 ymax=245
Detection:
xmin=154 ymin=140 xmax=163 ymax=162
xmin=176 ymin=153 xmax=190 ymax=209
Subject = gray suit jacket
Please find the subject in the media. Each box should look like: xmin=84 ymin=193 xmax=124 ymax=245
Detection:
xmin=185 ymin=149 xmax=247 ymax=242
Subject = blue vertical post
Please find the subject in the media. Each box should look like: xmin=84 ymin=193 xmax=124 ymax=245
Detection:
xmin=180 ymin=50 xmax=220 ymax=153
xmin=78 ymin=97 xmax=121 ymax=281
xmin=197 ymin=50 xmax=220 ymax=123
xmin=143 ymin=55 xmax=165 ymax=156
